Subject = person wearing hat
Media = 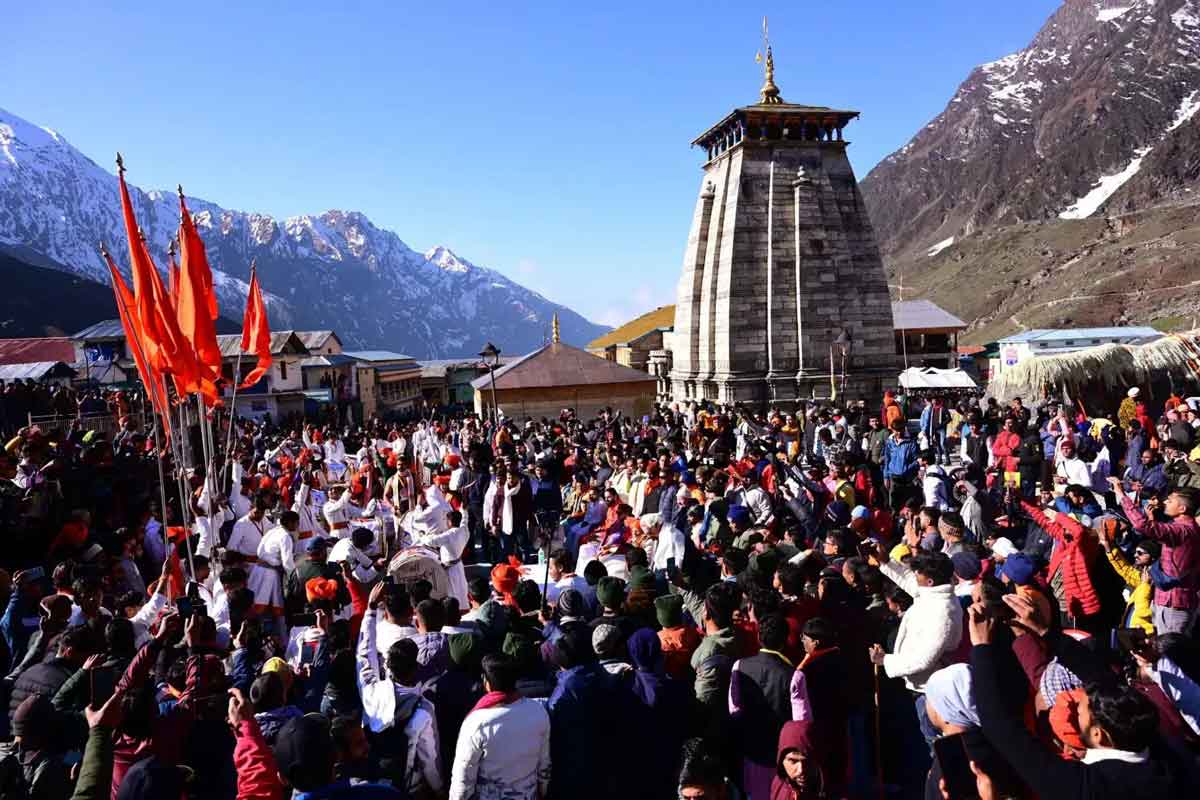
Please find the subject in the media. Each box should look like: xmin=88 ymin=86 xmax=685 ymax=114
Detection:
xmin=1100 ymin=530 xmax=1159 ymax=635
xmin=285 ymin=535 xmax=330 ymax=617
xmin=997 ymin=552 xmax=1054 ymax=627
xmin=950 ymin=551 xmax=983 ymax=600
xmin=1119 ymin=387 xmax=1140 ymax=431
xmin=656 ymin=594 xmax=701 ymax=680
xmin=0 ymin=694 xmax=69 ymax=799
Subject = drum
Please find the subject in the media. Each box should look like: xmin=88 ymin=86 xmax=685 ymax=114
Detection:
xmin=387 ymin=546 xmax=451 ymax=600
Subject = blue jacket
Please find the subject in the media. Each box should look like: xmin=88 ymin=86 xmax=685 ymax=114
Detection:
xmin=882 ymin=436 xmax=919 ymax=480
xmin=920 ymin=403 xmax=947 ymax=435
xmin=548 ymin=664 xmax=641 ymax=800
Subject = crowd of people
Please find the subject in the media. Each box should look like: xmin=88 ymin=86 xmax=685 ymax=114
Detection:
xmin=1 ymin=382 xmax=1199 ymax=800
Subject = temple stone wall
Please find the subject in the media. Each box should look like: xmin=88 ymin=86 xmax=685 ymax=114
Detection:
xmin=671 ymin=114 xmax=897 ymax=407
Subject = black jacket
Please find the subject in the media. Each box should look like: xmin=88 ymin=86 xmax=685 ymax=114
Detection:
xmin=972 ymin=642 xmax=1176 ymax=800
xmin=8 ymin=657 xmax=73 ymax=719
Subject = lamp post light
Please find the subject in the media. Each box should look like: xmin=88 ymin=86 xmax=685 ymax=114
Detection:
xmin=833 ymin=330 xmax=852 ymax=398
xmin=479 ymin=342 xmax=501 ymax=426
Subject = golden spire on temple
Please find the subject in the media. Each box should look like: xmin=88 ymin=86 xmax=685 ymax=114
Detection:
xmin=755 ymin=16 xmax=783 ymax=105
xmin=552 ymin=313 xmax=561 ymax=343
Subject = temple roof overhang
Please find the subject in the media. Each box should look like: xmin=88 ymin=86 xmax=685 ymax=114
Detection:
xmin=691 ymin=103 xmax=860 ymax=149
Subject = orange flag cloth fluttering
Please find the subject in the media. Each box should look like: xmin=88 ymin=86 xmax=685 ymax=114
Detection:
xmin=238 ymin=261 xmax=272 ymax=389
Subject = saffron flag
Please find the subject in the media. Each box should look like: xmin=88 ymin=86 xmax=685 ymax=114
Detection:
xmin=117 ymin=157 xmax=201 ymax=395
xmin=102 ymin=246 xmax=171 ymax=436
xmin=177 ymin=192 xmax=224 ymax=404
xmin=239 ymin=262 xmax=272 ymax=389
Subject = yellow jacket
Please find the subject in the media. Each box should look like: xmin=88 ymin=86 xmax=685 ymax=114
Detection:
xmin=1105 ymin=548 xmax=1154 ymax=634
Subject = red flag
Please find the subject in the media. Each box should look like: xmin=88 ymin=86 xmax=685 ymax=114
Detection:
xmin=239 ymin=262 xmax=272 ymax=389
xmin=116 ymin=155 xmax=201 ymax=394
xmin=177 ymin=191 xmax=223 ymax=404
xmin=102 ymin=245 xmax=171 ymax=436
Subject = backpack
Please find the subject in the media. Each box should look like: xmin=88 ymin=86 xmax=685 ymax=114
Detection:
xmin=367 ymin=692 xmax=421 ymax=790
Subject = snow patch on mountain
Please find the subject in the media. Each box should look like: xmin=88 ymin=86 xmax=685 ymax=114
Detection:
xmin=1097 ymin=5 xmax=1133 ymax=22
xmin=927 ymin=237 xmax=956 ymax=257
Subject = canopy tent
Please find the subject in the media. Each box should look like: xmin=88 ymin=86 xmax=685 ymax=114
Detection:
xmin=988 ymin=331 xmax=1200 ymax=402
xmin=898 ymin=367 xmax=978 ymax=390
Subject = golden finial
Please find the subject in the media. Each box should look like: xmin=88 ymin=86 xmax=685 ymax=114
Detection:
xmin=755 ymin=16 xmax=783 ymax=105
xmin=552 ymin=313 xmax=561 ymax=344
xmin=99 ymin=241 xmax=110 ymax=258
xmin=115 ymin=152 xmax=125 ymax=174
xmin=167 ymin=238 xmax=177 ymax=259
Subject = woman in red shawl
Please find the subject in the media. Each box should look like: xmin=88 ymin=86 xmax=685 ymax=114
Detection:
xmin=771 ymin=721 xmax=826 ymax=800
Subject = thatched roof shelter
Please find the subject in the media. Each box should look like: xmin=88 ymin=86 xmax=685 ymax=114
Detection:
xmin=989 ymin=332 xmax=1200 ymax=402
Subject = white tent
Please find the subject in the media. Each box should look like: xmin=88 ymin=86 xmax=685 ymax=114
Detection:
xmin=899 ymin=367 xmax=978 ymax=390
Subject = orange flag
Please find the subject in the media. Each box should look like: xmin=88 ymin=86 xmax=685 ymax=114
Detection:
xmin=177 ymin=190 xmax=224 ymax=404
xmin=117 ymin=155 xmax=201 ymax=395
xmin=239 ymin=262 xmax=272 ymax=389
xmin=102 ymin=245 xmax=171 ymax=436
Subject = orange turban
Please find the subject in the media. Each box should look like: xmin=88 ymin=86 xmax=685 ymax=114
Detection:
xmin=490 ymin=556 xmax=523 ymax=608
xmin=305 ymin=578 xmax=339 ymax=604
xmin=1049 ymin=687 xmax=1087 ymax=756
xmin=166 ymin=526 xmax=189 ymax=543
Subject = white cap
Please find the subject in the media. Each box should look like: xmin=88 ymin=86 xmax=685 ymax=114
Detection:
xmin=991 ymin=537 xmax=1017 ymax=559
xmin=1127 ymin=387 xmax=1140 ymax=397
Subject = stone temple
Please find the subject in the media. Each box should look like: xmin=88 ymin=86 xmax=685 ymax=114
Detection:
xmin=666 ymin=46 xmax=897 ymax=406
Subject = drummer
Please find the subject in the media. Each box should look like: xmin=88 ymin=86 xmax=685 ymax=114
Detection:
xmin=322 ymin=483 xmax=360 ymax=539
xmin=412 ymin=509 xmax=469 ymax=606
xmin=328 ymin=527 xmax=380 ymax=583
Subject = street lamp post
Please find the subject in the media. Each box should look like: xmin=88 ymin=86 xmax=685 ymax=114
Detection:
xmin=834 ymin=330 xmax=852 ymax=398
xmin=479 ymin=342 xmax=501 ymax=426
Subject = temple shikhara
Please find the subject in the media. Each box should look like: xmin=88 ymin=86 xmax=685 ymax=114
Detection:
xmin=663 ymin=34 xmax=897 ymax=406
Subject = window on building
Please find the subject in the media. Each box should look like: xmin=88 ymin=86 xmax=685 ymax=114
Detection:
xmin=1038 ymin=343 xmax=1047 ymax=348
xmin=279 ymin=361 xmax=288 ymax=380
xmin=1091 ymin=339 xmax=1101 ymax=344
xmin=1064 ymin=340 xmax=1075 ymax=346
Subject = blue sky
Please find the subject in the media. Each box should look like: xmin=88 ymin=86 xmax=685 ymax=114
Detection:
xmin=7 ymin=1 xmax=1060 ymax=327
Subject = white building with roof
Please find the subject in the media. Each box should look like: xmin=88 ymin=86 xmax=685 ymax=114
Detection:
xmin=992 ymin=326 xmax=1163 ymax=378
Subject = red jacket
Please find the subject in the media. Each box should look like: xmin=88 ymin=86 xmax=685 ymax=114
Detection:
xmin=1021 ymin=501 xmax=1102 ymax=617
xmin=991 ymin=431 xmax=1021 ymax=473
xmin=234 ymin=719 xmax=285 ymax=800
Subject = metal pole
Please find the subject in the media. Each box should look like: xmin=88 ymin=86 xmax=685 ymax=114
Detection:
xmin=222 ymin=350 xmax=245 ymax=489
xmin=105 ymin=252 xmax=171 ymax=559
xmin=488 ymin=362 xmax=498 ymax=426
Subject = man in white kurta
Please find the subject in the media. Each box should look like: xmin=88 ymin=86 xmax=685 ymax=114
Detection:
xmin=250 ymin=510 xmax=299 ymax=615
xmin=323 ymin=485 xmax=359 ymax=539
xmin=293 ymin=481 xmax=324 ymax=541
xmin=227 ymin=505 xmax=269 ymax=567
xmin=410 ymin=485 xmax=450 ymax=536
xmin=415 ymin=510 xmax=469 ymax=606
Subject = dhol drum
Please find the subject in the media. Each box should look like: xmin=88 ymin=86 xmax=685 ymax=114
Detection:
xmin=387 ymin=546 xmax=451 ymax=600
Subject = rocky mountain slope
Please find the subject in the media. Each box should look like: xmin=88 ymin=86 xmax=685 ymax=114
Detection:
xmin=0 ymin=107 xmax=606 ymax=357
xmin=859 ymin=0 xmax=1200 ymax=341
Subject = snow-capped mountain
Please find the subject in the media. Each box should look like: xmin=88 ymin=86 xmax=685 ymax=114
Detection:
xmin=0 ymin=107 xmax=607 ymax=356
xmin=860 ymin=0 xmax=1200 ymax=260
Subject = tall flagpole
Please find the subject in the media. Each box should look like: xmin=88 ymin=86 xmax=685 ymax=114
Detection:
xmin=102 ymin=242 xmax=171 ymax=560
xmin=222 ymin=259 xmax=254 ymax=490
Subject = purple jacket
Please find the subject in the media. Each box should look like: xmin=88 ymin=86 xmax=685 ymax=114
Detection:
xmin=1122 ymin=495 xmax=1199 ymax=609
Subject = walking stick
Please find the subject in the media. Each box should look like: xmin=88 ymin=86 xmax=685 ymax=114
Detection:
xmin=874 ymin=663 xmax=886 ymax=800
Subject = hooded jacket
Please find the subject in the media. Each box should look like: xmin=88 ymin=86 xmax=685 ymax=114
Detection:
xmin=770 ymin=721 xmax=824 ymax=800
